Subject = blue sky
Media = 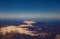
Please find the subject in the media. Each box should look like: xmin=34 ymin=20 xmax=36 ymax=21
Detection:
xmin=0 ymin=0 xmax=60 ymax=19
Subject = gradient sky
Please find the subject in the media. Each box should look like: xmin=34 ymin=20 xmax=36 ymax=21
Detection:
xmin=0 ymin=0 xmax=60 ymax=19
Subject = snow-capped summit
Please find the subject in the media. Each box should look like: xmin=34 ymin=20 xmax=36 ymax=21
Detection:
xmin=23 ymin=21 xmax=36 ymax=26
xmin=18 ymin=21 xmax=36 ymax=27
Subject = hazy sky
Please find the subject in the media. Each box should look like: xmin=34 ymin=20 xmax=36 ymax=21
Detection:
xmin=0 ymin=0 xmax=60 ymax=19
